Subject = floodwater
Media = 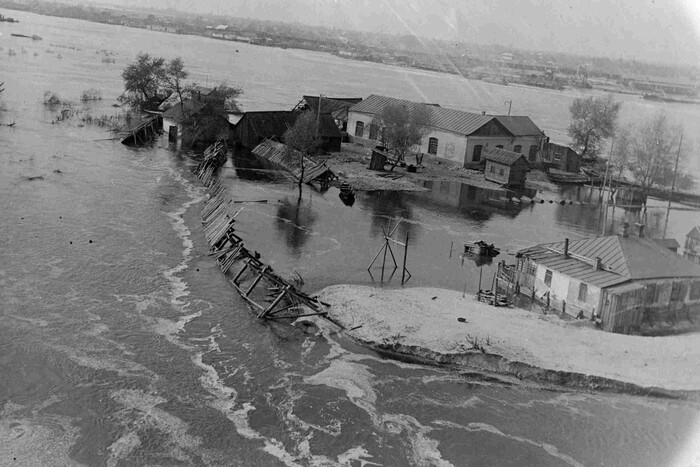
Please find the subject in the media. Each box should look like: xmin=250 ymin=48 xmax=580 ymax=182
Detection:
xmin=1 ymin=10 xmax=700 ymax=466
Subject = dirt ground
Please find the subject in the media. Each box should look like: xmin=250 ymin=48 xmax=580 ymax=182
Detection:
xmin=318 ymin=284 xmax=700 ymax=392
xmin=318 ymin=143 xmax=559 ymax=193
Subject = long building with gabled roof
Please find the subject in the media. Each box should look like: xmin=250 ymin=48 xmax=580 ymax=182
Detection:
xmin=347 ymin=94 xmax=546 ymax=167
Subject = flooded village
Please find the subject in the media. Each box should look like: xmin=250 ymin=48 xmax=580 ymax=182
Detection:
xmin=2 ymin=2 xmax=700 ymax=466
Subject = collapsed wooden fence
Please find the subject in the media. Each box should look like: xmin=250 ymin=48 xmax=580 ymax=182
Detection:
xmin=195 ymin=141 xmax=330 ymax=320
xmin=121 ymin=115 xmax=162 ymax=146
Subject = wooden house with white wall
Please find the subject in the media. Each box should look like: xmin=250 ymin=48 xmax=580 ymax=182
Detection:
xmin=511 ymin=223 xmax=700 ymax=333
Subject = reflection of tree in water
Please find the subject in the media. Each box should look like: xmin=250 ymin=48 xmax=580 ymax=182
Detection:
xmin=554 ymin=202 xmax=603 ymax=236
xmin=275 ymin=195 xmax=318 ymax=257
xmin=358 ymin=190 xmax=417 ymax=241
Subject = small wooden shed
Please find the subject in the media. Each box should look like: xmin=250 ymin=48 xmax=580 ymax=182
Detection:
xmin=483 ymin=148 xmax=529 ymax=187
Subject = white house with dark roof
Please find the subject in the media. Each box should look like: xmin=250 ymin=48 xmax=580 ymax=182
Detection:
xmin=347 ymin=94 xmax=546 ymax=167
xmin=511 ymin=223 xmax=700 ymax=333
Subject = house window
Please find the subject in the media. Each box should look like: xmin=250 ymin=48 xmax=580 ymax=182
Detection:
xmin=528 ymin=145 xmax=538 ymax=162
xmin=527 ymin=261 xmax=537 ymax=276
xmin=578 ymin=283 xmax=588 ymax=302
xmin=544 ymin=269 xmax=552 ymax=286
xmin=513 ymin=145 xmax=522 ymax=153
xmin=354 ymin=121 xmax=364 ymax=137
xmin=490 ymin=165 xmax=495 ymax=173
xmin=499 ymin=168 xmax=504 ymax=176
xmin=690 ymin=281 xmax=700 ymax=300
xmin=496 ymin=145 xmax=504 ymax=149
xmin=428 ymin=137 xmax=438 ymax=155
xmin=671 ymin=282 xmax=683 ymax=302
xmin=369 ymin=123 xmax=379 ymax=140
xmin=472 ymin=145 xmax=483 ymax=162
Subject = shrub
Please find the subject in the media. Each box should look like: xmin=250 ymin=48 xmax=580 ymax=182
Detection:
xmin=80 ymin=89 xmax=102 ymax=102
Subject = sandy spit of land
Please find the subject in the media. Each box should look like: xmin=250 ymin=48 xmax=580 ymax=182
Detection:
xmin=317 ymin=284 xmax=700 ymax=392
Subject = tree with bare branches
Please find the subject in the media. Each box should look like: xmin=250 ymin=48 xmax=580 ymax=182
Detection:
xmin=568 ymin=95 xmax=621 ymax=161
xmin=373 ymin=103 xmax=432 ymax=171
xmin=283 ymin=112 xmax=321 ymax=191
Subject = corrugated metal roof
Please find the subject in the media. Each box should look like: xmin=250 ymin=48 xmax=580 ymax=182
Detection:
xmin=520 ymin=234 xmax=700 ymax=286
xmin=493 ymin=116 xmax=542 ymax=136
xmin=483 ymin=147 xmax=528 ymax=166
xmin=251 ymin=139 xmax=335 ymax=183
xmin=348 ymin=94 xmax=496 ymax=136
xmin=518 ymin=246 xmax=629 ymax=288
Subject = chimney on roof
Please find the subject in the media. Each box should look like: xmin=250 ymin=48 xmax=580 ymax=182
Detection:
xmin=593 ymin=257 xmax=602 ymax=271
xmin=482 ymin=111 xmax=486 ymax=115
xmin=564 ymin=238 xmax=569 ymax=258
xmin=622 ymin=221 xmax=630 ymax=238
xmin=636 ymin=223 xmax=645 ymax=238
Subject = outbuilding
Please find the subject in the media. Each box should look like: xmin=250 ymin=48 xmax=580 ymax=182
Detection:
xmin=483 ymin=148 xmax=529 ymax=187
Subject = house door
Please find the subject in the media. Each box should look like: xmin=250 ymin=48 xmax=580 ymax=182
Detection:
xmin=168 ymin=125 xmax=178 ymax=142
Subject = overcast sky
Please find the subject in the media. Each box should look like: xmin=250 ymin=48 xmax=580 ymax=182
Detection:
xmin=94 ymin=0 xmax=700 ymax=65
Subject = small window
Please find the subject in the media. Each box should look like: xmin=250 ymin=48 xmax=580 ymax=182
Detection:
xmin=496 ymin=145 xmax=504 ymax=149
xmin=690 ymin=281 xmax=700 ymax=300
xmin=354 ymin=121 xmax=364 ymax=137
xmin=671 ymin=282 xmax=683 ymax=302
xmin=578 ymin=283 xmax=588 ymax=301
xmin=428 ymin=137 xmax=438 ymax=155
xmin=528 ymin=145 xmax=538 ymax=162
xmin=472 ymin=145 xmax=483 ymax=162
xmin=490 ymin=164 xmax=495 ymax=173
xmin=513 ymin=145 xmax=522 ymax=153
xmin=499 ymin=168 xmax=504 ymax=176
xmin=369 ymin=123 xmax=378 ymax=140
xmin=544 ymin=269 xmax=552 ymax=286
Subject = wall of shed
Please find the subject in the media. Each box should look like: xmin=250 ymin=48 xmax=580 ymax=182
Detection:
xmin=637 ymin=277 xmax=700 ymax=323
xmin=533 ymin=265 xmax=601 ymax=318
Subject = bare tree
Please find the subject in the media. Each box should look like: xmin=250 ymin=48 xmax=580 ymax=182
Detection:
xmin=283 ymin=112 xmax=321 ymax=191
xmin=161 ymin=57 xmax=189 ymax=119
xmin=627 ymin=112 xmax=685 ymax=198
xmin=374 ymin=103 xmax=432 ymax=171
xmin=567 ymin=95 xmax=621 ymax=161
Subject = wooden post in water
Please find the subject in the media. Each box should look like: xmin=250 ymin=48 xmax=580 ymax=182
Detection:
xmin=401 ymin=231 xmax=409 ymax=285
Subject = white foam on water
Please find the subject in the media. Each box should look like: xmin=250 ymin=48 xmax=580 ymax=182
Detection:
xmin=109 ymin=389 xmax=203 ymax=465
xmin=336 ymin=446 xmax=383 ymax=467
xmin=0 ymin=402 xmax=80 ymax=467
xmin=434 ymin=420 xmax=584 ymax=467
xmin=163 ymin=168 xmax=204 ymax=314
xmin=305 ymin=357 xmax=452 ymax=466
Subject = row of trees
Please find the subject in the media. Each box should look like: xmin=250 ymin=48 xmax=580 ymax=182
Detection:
xmin=567 ymin=95 xmax=693 ymax=195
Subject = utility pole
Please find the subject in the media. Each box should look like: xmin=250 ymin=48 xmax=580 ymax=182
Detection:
xmin=599 ymin=139 xmax=614 ymax=236
xmin=663 ymin=133 xmax=683 ymax=238
xmin=504 ymin=100 xmax=512 ymax=116
xmin=317 ymin=94 xmax=323 ymax=137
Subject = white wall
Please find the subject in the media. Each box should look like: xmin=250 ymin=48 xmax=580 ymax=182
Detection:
xmin=347 ymin=111 xmax=544 ymax=166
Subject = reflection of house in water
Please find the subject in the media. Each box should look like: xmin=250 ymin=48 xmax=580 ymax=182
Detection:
xmin=416 ymin=179 xmax=536 ymax=220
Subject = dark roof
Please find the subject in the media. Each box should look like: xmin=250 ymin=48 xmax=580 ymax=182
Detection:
xmin=654 ymin=238 xmax=681 ymax=250
xmin=519 ymin=234 xmax=700 ymax=286
xmin=238 ymin=111 xmax=341 ymax=139
xmin=493 ymin=116 xmax=542 ymax=136
xmin=162 ymin=99 xmax=208 ymax=123
xmin=252 ymin=139 xmax=335 ymax=183
xmin=300 ymin=96 xmax=363 ymax=114
xmin=349 ymin=94 xmax=498 ymax=136
xmin=483 ymin=148 xmax=528 ymax=166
